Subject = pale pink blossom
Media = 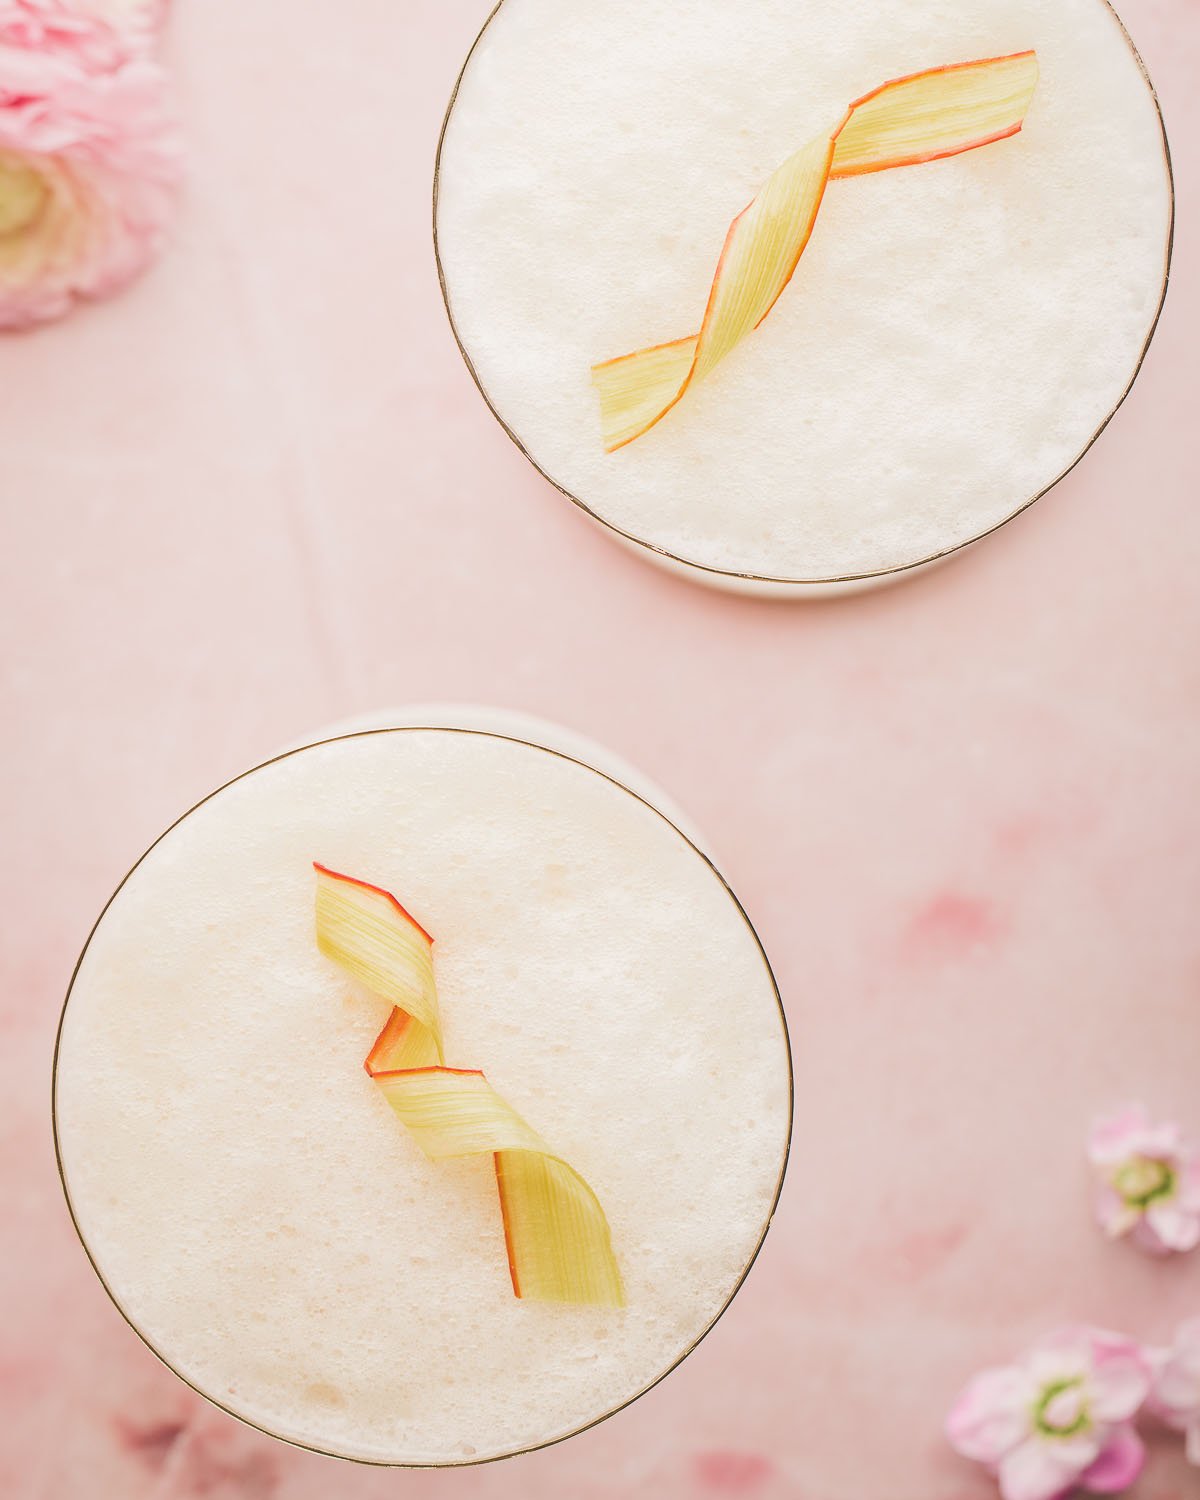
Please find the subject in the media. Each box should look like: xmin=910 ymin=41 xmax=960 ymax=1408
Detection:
xmin=0 ymin=0 xmax=179 ymax=329
xmin=1148 ymin=1319 xmax=1200 ymax=1466
xmin=947 ymin=1327 xmax=1152 ymax=1500
xmin=1088 ymin=1105 xmax=1200 ymax=1255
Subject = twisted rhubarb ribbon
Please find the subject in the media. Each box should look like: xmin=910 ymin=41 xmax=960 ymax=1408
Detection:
xmin=592 ymin=51 xmax=1039 ymax=452
xmin=314 ymin=863 xmax=625 ymax=1306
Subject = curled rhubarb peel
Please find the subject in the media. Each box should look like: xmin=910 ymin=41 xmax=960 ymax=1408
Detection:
xmin=313 ymin=864 xmax=625 ymax=1307
xmin=364 ymin=1001 xmax=442 ymax=1074
xmin=496 ymin=1148 xmax=625 ymax=1305
xmin=592 ymin=51 xmax=1039 ymax=452
xmin=314 ymin=863 xmax=443 ymax=1067
xmin=375 ymin=1067 xmax=625 ymax=1305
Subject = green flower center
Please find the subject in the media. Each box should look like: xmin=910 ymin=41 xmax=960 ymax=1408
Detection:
xmin=0 ymin=155 xmax=49 ymax=240
xmin=1033 ymin=1378 xmax=1091 ymax=1439
xmin=1114 ymin=1154 xmax=1175 ymax=1209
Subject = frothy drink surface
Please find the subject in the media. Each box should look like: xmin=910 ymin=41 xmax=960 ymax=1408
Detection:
xmin=55 ymin=730 xmax=790 ymax=1464
xmin=436 ymin=0 xmax=1171 ymax=580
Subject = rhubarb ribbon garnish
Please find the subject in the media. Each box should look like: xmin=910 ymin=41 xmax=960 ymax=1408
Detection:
xmin=314 ymin=863 xmax=625 ymax=1307
xmin=592 ymin=51 xmax=1039 ymax=452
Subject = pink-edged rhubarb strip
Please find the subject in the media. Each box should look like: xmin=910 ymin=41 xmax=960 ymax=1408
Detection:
xmin=374 ymin=1066 xmax=624 ymax=1305
xmin=364 ymin=1002 xmax=442 ymax=1074
xmin=591 ymin=50 xmax=1039 ymax=453
xmin=313 ymin=865 xmax=625 ymax=1307
xmin=495 ymin=1147 xmax=624 ymax=1305
xmin=314 ymin=863 xmax=443 ymax=1066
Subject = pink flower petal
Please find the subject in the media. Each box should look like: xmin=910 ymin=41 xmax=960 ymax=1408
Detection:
xmin=1146 ymin=1202 xmax=1200 ymax=1253
xmin=1088 ymin=1106 xmax=1152 ymax=1166
xmin=1131 ymin=1217 xmax=1174 ymax=1257
xmin=998 ymin=1440 xmax=1078 ymax=1500
xmin=1187 ymin=1422 xmax=1200 ymax=1467
xmin=1044 ymin=1434 xmax=1101 ymax=1470
xmin=1152 ymin=1373 xmax=1197 ymax=1422
xmin=1150 ymin=1320 xmax=1200 ymax=1427
xmin=1094 ymin=1186 xmax=1139 ymax=1239
xmin=1089 ymin=1342 xmax=1152 ymax=1422
xmin=946 ymin=1366 xmax=1033 ymax=1463
xmin=1137 ymin=1122 xmax=1184 ymax=1157
xmin=1030 ymin=1327 xmax=1093 ymax=1376
xmin=1178 ymin=1159 xmax=1200 ymax=1213
xmin=71 ymin=0 xmax=170 ymax=50
xmin=1079 ymin=1426 xmax=1145 ymax=1494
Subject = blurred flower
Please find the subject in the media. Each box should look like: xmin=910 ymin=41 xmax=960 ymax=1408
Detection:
xmin=947 ymin=1327 xmax=1152 ymax=1500
xmin=1149 ymin=1319 xmax=1200 ymax=1466
xmin=1088 ymin=1105 xmax=1200 ymax=1255
xmin=84 ymin=0 xmax=168 ymax=46
xmin=0 ymin=0 xmax=179 ymax=330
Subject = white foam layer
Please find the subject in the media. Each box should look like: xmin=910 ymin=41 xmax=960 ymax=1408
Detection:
xmin=55 ymin=728 xmax=790 ymax=1464
xmin=436 ymin=0 xmax=1171 ymax=582
xmin=288 ymin=704 xmax=710 ymax=853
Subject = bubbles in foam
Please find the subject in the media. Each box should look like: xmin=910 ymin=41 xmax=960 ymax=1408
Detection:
xmin=55 ymin=729 xmax=790 ymax=1464
xmin=436 ymin=0 xmax=1171 ymax=582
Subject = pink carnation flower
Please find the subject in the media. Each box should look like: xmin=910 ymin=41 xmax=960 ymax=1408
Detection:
xmin=947 ymin=1327 xmax=1152 ymax=1500
xmin=1088 ymin=1105 xmax=1200 ymax=1255
xmin=1149 ymin=1319 xmax=1200 ymax=1466
xmin=0 ymin=0 xmax=179 ymax=329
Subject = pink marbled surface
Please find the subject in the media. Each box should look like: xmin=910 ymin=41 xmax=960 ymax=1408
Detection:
xmin=2 ymin=1 xmax=1198 ymax=1497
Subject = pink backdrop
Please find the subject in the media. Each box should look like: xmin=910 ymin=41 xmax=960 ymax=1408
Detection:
xmin=2 ymin=2 xmax=1198 ymax=1497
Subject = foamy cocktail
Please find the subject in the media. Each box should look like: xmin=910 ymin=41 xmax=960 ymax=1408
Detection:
xmin=54 ymin=716 xmax=791 ymax=1464
xmin=435 ymin=0 xmax=1172 ymax=592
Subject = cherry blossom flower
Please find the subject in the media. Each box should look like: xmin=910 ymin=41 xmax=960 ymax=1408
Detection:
xmin=947 ymin=1327 xmax=1152 ymax=1500
xmin=1089 ymin=1105 xmax=1200 ymax=1256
